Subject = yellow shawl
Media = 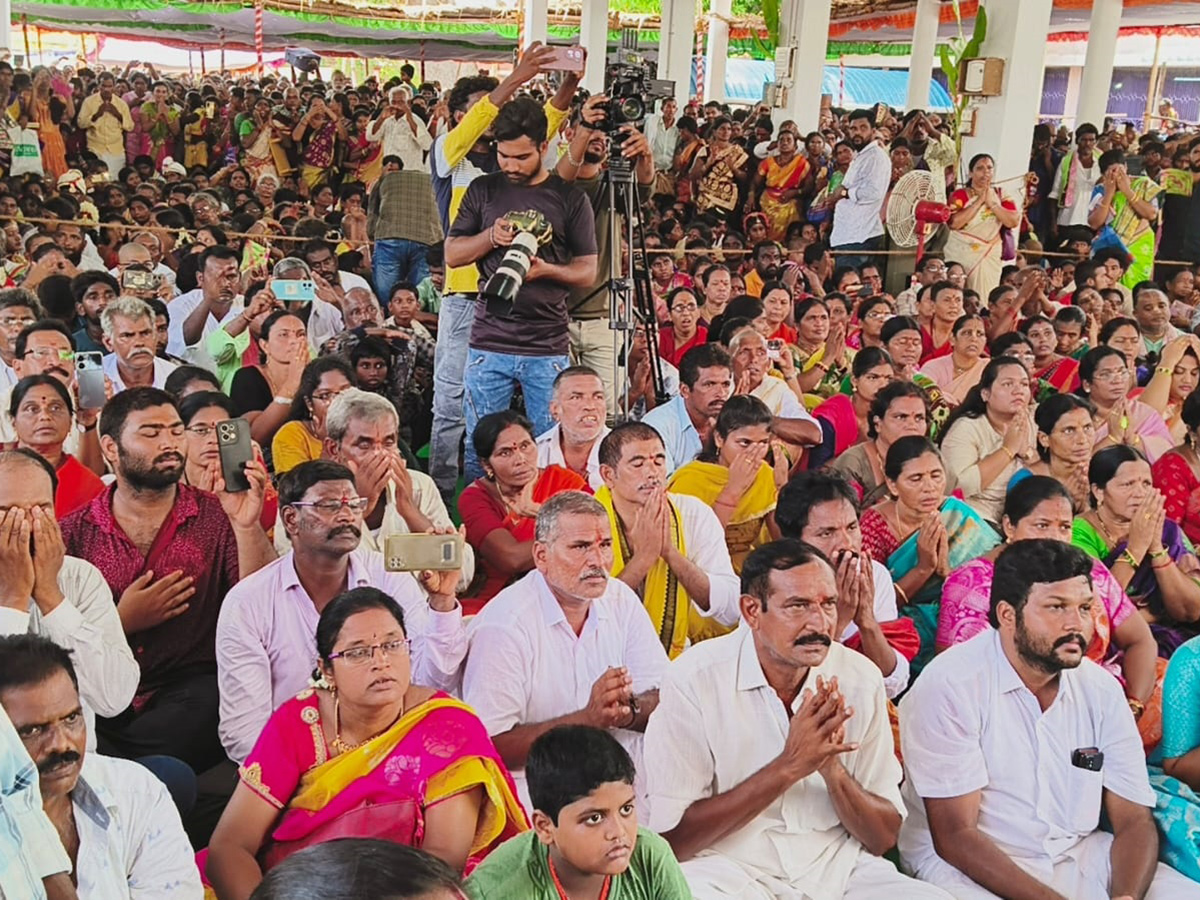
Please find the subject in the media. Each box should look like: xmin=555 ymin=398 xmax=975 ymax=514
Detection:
xmin=668 ymin=460 xmax=777 ymax=573
xmin=595 ymin=485 xmax=691 ymax=659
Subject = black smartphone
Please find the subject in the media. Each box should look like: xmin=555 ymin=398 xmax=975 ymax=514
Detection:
xmin=216 ymin=418 xmax=253 ymax=493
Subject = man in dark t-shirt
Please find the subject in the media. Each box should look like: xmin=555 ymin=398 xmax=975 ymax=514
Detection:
xmin=446 ymin=97 xmax=597 ymax=481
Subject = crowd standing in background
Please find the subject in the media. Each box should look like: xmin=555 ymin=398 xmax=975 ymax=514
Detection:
xmin=3 ymin=42 xmax=1200 ymax=900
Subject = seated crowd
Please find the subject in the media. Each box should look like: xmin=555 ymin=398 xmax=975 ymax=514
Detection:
xmin=4 ymin=47 xmax=1200 ymax=900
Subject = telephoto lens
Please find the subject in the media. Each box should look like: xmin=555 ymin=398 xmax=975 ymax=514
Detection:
xmin=481 ymin=231 xmax=540 ymax=312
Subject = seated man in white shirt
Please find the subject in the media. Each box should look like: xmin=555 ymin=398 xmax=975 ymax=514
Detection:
xmin=462 ymin=491 xmax=668 ymax=811
xmin=776 ymin=471 xmax=913 ymax=699
xmin=727 ymin=327 xmax=821 ymax=454
xmin=536 ymin=365 xmax=610 ymax=491
xmin=0 ymin=634 xmax=201 ymax=899
xmin=641 ymin=342 xmax=732 ymax=475
xmin=0 ymin=450 xmax=139 ymax=748
xmin=899 ymin=539 xmax=1194 ymax=900
xmin=643 ymin=540 xmax=950 ymax=900
xmin=595 ymin=422 xmax=741 ymax=659
xmin=100 ymin=297 xmax=178 ymax=392
xmin=216 ymin=460 xmax=466 ymax=764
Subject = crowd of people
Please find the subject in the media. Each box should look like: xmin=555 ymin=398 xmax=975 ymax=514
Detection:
xmin=2 ymin=39 xmax=1200 ymax=900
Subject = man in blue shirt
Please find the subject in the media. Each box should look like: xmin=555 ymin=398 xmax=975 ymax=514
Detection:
xmin=642 ymin=343 xmax=732 ymax=475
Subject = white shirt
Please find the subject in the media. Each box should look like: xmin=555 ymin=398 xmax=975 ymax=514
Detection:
xmin=665 ymin=492 xmax=743 ymax=628
xmin=273 ymin=475 xmax=475 ymax=592
xmin=0 ymin=359 xmax=16 ymax=390
xmin=1049 ymin=156 xmax=1099 ymax=228
xmin=645 ymin=114 xmax=680 ymax=172
xmin=839 ymin=558 xmax=910 ymax=699
xmin=302 ymin=298 xmax=346 ymax=356
xmin=898 ymin=630 xmax=1155 ymax=881
xmin=71 ymin=754 xmax=202 ymax=899
xmin=215 ymin=548 xmax=467 ymax=764
xmin=337 ymin=270 xmax=371 ymax=294
xmin=751 ymin=373 xmax=820 ymax=425
xmin=641 ymin=395 xmax=701 ymax=476
xmin=101 ymin=353 xmax=178 ymax=392
xmin=0 ymin=705 xmax=70 ymax=897
xmin=164 ymin=288 xmax=245 ymax=371
xmin=830 ymin=141 xmax=890 ymax=246
xmin=462 ymin=570 xmax=669 ymax=810
xmin=367 ymin=113 xmax=433 ymax=172
xmin=0 ymin=557 xmax=138 ymax=753
xmin=643 ymin=628 xmax=904 ymax=898
xmin=535 ymin=423 xmax=609 ymax=492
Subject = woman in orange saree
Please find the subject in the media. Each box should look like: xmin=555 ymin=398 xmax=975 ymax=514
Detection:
xmin=747 ymin=129 xmax=810 ymax=242
xmin=204 ymin=588 xmax=526 ymax=899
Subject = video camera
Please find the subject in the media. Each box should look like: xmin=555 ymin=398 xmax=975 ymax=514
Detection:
xmin=598 ymin=61 xmax=675 ymax=135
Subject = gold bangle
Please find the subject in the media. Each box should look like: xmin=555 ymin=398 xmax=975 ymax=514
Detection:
xmin=1150 ymin=548 xmax=1170 ymax=559
xmin=1128 ymin=698 xmax=1146 ymax=718
xmin=1118 ymin=549 xmax=1140 ymax=569
xmin=1000 ymin=445 xmax=1016 ymax=460
xmin=1156 ymin=366 xmax=1172 ymax=375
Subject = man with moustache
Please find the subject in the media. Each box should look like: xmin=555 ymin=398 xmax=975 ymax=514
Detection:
xmin=463 ymin=491 xmax=669 ymax=812
xmin=642 ymin=343 xmax=733 ymax=475
xmin=99 ymin=297 xmax=177 ymax=392
xmin=727 ymin=327 xmax=822 ymax=449
xmin=536 ymin=366 xmax=610 ymax=490
xmin=0 ymin=634 xmax=201 ymax=899
xmin=899 ymin=540 xmax=1194 ymax=899
xmin=60 ymin=387 xmax=276 ymax=772
xmin=446 ymin=97 xmax=597 ymax=482
xmin=742 ymin=241 xmax=784 ymax=299
xmin=643 ymin=540 xmax=949 ymax=899
xmin=216 ymin=460 xmax=467 ymax=764
xmin=829 ymin=107 xmax=892 ymax=271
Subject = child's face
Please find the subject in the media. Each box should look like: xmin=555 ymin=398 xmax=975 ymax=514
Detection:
xmin=534 ymin=781 xmax=639 ymax=878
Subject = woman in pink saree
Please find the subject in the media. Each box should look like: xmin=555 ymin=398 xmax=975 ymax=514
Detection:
xmin=204 ymin=588 xmax=526 ymax=899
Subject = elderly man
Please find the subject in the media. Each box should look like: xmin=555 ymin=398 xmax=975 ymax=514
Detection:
xmin=100 ymin=297 xmax=178 ymax=391
xmin=367 ymin=86 xmax=433 ymax=172
xmin=899 ymin=540 xmax=1195 ymax=899
xmin=643 ymin=540 xmax=951 ymax=900
xmin=462 ymin=491 xmax=669 ymax=811
xmin=271 ymin=256 xmax=345 ymax=355
xmin=727 ymin=327 xmax=821 ymax=448
xmin=166 ymin=245 xmax=244 ymax=370
xmin=217 ymin=459 xmax=466 ymax=764
xmin=595 ymin=423 xmax=740 ymax=659
xmin=0 ymin=634 xmax=201 ymax=898
xmin=60 ymin=387 xmax=275 ymax=773
xmin=0 ymin=449 xmax=138 ymax=750
xmin=108 ymin=242 xmax=174 ymax=303
xmin=642 ymin=343 xmax=733 ymax=475
xmin=776 ymin=471 xmax=915 ymax=698
xmin=535 ymin=366 xmax=610 ymax=491
xmin=274 ymin=389 xmax=473 ymax=582
xmin=76 ymin=73 xmax=134 ymax=179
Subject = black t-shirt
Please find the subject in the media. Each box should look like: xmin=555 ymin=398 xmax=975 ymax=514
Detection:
xmin=449 ymin=171 xmax=597 ymax=356
xmin=230 ymin=366 xmax=273 ymax=416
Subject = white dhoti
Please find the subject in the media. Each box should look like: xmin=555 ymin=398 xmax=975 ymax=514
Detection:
xmin=911 ymin=831 xmax=1196 ymax=900
xmin=684 ymin=850 xmax=954 ymax=900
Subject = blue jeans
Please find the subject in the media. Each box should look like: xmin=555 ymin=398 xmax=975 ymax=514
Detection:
xmin=373 ymin=238 xmax=431 ymax=298
xmin=136 ymin=755 xmax=197 ymax=816
xmin=463 ymin=349 xmax=569 ymax=483
xmin=831 ymin=235 xmax=885 ymax=272
xmin=429 ymin=293 xmax=477 ymax=499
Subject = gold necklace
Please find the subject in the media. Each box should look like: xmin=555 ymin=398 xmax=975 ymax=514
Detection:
xmin=331 ymin=693 xmax=405 ymax=755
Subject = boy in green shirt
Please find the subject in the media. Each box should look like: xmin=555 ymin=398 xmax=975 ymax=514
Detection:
xmin=466 ymin=726 xmax=692 ymax=900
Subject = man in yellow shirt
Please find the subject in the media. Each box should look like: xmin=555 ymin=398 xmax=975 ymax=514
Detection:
xmin=76 ymin=73 xmax=134 ymax=177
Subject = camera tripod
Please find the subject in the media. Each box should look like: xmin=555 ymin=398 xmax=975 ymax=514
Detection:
xmin=577 ymin=149 xmax=669 ymax=424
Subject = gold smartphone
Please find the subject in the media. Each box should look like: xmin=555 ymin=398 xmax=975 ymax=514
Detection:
xmin=384 ymin=533 xmax=463 ymax=572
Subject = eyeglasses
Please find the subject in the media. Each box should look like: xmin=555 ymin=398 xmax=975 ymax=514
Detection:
xmin=290 ymin=497 xmax=370 ymax=515
xmin=1092 ymin=368 xmax=1129 ymax=382
xmin=311 ymin=388 xmax=350 ymax=403
xmin=22 ymin=347 xmax=74 ymax=361
xmin=0 ymin=316 xmax=35 ymax=329
xmin=327 ymin=638 xmax=411 ymax=665
xmin=671 ymin=302 xmax=699 ymax=313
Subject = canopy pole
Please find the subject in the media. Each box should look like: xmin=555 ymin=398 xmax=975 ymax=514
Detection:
xmin=21 ymin=16 xmax=29 ymax=64
xmin=255 ymin=0 xmax=264 ymax=77
xmin=201 ymin=48 xmax=207 ymax=76
xmin=219 ymin=29 xmax=226 ymax=73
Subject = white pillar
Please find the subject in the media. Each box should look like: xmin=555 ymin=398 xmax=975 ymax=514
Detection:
xmin=0 ymin=0 xmax=10 ymax=56
xmin=579 ymin=0 xmax=609 ymax=94
xmin=1062 ymin=66 xmax=1083 ymax=128
xmin=780 ymin=0 xmax=832 ymax=134
xmin=658 ymin=0 xmax=697 ymax=109
xmin=961 ymin=0 xmax=1054 ymax=188
xmin=522 ymin=0 xmax=548 ymax=49
xmin=704 ymin=0 xmax=731 ymax=103
xmin=1075 ymin=0 xmax=1121 ymax=128
xmin=906 ymin=0 xmax=939 ymax=111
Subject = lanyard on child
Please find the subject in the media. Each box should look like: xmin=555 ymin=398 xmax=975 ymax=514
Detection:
xmin=548 ymin=857 xmax=612 ymax=900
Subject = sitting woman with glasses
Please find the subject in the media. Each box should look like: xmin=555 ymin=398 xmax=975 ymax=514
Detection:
xmin=1079 ymin=345 xmax=1173 ymax=464
xmin=204 ymin=587 xmax=526 ymax=897
xmin=458 ymin=411 xmax=587 ymax=610
xmin=179 ymin=390 xmax=278 ymax=533
xmin=848 ymin=295 xmax=894 ymax=350
xmin=10 ymin=374 xmax=104 ymax=518
xmin=658 ymin=287 xmax=707 ymax=367
xmin=271 ymin=357 xmax=355 ymax=476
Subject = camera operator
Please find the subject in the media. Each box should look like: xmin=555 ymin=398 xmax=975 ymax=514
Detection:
xmin=555 ymin=92 xmax=655 ymax=420
xmin=445 ymin=98 xmax=598 ymax=482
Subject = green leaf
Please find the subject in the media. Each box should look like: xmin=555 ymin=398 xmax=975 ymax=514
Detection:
xmin=762 ymin=0 xmax=780 ymax=46
xmin=963 ymin=3 xmax=987 ymax=60
xmin=939 ymin=43 xmax=957 ymax=87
